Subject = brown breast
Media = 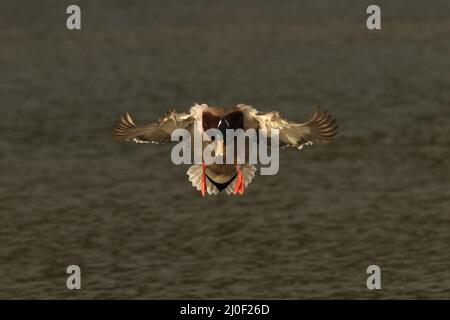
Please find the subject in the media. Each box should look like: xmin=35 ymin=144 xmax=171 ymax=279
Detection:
xmin=202 ymin=108 xmax=244 ymax=131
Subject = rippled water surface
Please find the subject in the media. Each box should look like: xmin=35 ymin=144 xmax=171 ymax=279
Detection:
xmin=0 ymin=0 xmax=449 ymax=298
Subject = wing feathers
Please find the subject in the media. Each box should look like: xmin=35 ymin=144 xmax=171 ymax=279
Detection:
xmin=241 ymin=105 xmax=338 ymax=148
xmin=115 ymin=105 xmax=337 ymax=148
xmin=113 ymin=110 xmax=194 ymax=144
xmin=298 ymin=107 xmax=338 ymax=144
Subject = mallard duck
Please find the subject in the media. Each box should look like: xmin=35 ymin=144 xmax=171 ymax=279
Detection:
xmin=114 ymin=103 xmax=338 ymax=196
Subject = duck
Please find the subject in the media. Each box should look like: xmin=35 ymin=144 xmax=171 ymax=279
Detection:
xmin=113 ymin=103 xmax=338 ymax=196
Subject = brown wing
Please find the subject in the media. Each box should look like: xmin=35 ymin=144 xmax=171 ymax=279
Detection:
xmin=240 ymin=104 xmax=338 ymax=148
xmin=113 ymin=109 xmax=195 ymax=144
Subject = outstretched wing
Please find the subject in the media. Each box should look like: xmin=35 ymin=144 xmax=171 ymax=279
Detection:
xmin=240 ymin=104 xmax=338 ymax=148
xmin=113 ymin=109 xmax=195 ymax=144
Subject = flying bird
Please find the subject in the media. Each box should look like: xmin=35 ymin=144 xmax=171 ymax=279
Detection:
xmin=114 ymin=103 xmax=338 ymax=196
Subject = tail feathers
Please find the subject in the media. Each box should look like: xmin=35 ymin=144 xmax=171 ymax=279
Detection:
xmin=187 ymin=164 xmax=257 ymax=195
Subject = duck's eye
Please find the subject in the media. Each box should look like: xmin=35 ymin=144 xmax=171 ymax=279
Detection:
xmin=211 ymin=136 xmax=216 ymax=141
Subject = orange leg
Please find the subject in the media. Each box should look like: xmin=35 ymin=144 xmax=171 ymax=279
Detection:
xmin=239 ymin=168 xmax=245 ymax=194
xmin=201 ymin=162 xmax=207 ymax=196
xmin=234 ymin=165 xmax=245 ymax=195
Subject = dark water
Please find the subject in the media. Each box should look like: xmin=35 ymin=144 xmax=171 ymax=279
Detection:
xmin=0 ymin=0 xmax=449 ymax=299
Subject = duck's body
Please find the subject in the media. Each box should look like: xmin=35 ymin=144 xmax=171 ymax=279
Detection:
xmin=114 ymin=103 xmax=338 ymax=196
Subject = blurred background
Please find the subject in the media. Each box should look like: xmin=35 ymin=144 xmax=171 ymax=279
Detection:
xmin=0 ymin=0 xmax=449 ymax=299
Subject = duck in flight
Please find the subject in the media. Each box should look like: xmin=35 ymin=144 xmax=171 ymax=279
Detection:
xmin=114 ymin=103 xmax=338 ymax=196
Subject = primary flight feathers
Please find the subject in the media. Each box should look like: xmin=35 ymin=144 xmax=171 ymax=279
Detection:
xmin=114 ymin=103 xmax=337 ymax=148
